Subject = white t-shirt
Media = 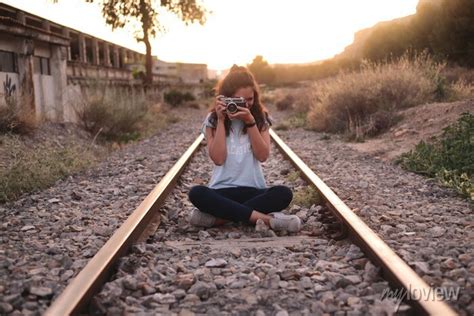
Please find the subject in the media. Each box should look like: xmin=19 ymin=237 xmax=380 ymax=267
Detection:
xmin=201 ymin=113 xmax=267 ymax=189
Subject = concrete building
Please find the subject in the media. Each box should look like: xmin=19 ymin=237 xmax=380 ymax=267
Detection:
xmin=0 ymin=3 xmax=209 ymax=122
xmin=153 ymin=59 xmax=207 ymax=84
xmin=0 ymin=3 xmax=146 ymax=122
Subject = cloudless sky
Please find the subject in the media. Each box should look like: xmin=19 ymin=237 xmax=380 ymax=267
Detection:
xmin=2 ymin=0 xmax=418 ymax=70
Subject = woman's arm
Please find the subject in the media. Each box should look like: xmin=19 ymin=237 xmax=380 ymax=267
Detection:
xmin=246 ymin=125 xmax=271 ymax=162
xmin=206 ymin=121 xmax=227 ymax=165
xmin=228 ymin=108 xmax=270 ymax=162
xmin=206 ymin=99 xmax=228 ymax=165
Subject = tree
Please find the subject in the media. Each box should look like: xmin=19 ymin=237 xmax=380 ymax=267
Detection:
xmin=248 ymin=55 xmax=275 ymax=85
xmin=83 ymin=0 xmax=207 ymax=85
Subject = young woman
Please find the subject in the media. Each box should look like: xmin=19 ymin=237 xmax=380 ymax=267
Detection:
xmin=188 ymin=65 xmax=301 ymax=232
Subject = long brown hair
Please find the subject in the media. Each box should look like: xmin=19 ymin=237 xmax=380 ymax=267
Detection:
xmin=208 ymin=65 xmax=271 ymax=136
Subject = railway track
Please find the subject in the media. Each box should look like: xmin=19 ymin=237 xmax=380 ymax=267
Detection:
xmin=44 ymin=130 xmax=457 ymax=315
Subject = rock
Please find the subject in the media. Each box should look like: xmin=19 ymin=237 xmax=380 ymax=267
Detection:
xmin=0 ymin=302 xmax=13 ymax=314
xmin=198 ymin=230 xmax=211 ymax=240
xmin=255 ymin=219 xmax=269 ymax=232
xmin=227 ymin=232 xmax=241 ymax=239
xmin=175 ymin=273 xmax=196 ymax=290
xmin=345 ymin=245 xmax=364 ymax=261
xmin=205 ymin=258 xmax=227 ymax=268
xmin=411 ymin=261 xmax=430 ymax=275
xmin=187 ymin=281 xmax=216 ymax=300
xmin=20 ymin=225 xmax=35 ymax=231
xmin=279 ymin=270 xmax=299 ymax=281
xmin=154 ymin=293 xmax=176 ymax=304
xmin=363 ymin=261 xmax=379 ymax=282
xmin=122 ymin=276 xmax=138 ymax=290
xmin=429 ymin=226 xmax=445 ymax=237
xmin=29 ymin=286 xmax=53 ymax=297
xmin=300 ymin=276 xmax=313 ymax=289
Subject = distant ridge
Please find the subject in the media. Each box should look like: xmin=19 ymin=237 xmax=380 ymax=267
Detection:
xmin=335 ymin=15 xmax=415 ymax=60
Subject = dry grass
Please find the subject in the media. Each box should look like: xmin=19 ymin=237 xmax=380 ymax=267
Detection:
xmin=74 ymin=85 xmax=153 ymax=143
xmin=307 ymin=54 xmax=473 ymax=140
xmin=291 ymin=186 xmax=322 ymax=208
xmin=0 ymin=94 xmax=37 ymax=135
xmin=0 ymin=135 xmax=98 ymax=203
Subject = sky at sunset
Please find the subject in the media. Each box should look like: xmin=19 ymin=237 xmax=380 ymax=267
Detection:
xmin=2 ymin=0 xmax=419 ymax=70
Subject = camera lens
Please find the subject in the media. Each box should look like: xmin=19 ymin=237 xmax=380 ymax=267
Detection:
xmin=227 ymin=102 xmax=238 ymax=113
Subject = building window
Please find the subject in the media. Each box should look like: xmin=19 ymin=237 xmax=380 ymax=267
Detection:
xmin=33 ymin=56 xmax=51 ymax=75
xmin=0 ymin=51 xmax=17 ymax=73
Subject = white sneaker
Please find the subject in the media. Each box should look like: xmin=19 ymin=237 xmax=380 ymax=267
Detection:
xmin=189 ymin=209 xmax=216 ymax=227
xmin=269 ymin=212 xmax=302 ymax=232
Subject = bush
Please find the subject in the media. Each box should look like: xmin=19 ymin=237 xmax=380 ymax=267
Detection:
xmin=275 ymin=95 xmax=295 ymax=111
xmin=75 ymin=86 xmax=150 ymax=143
xmin=291 ymin=186 xmax=321 ymax=208
xmin=397 ymin=112 xmax=473 ymax=200
xmin=0 ymin=95 xmax=37 ymax=135
xmin=275 ymin=112 xmax=308 ymax=131
xmin=307 ymin=54 xmax=446 ymax=140
xmin=164 ymin=90 xmax=195 ymax=106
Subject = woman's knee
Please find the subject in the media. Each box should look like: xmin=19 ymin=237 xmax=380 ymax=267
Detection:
xmin=188 ymin=185 xmax=210 ymax=205
xmin=272 ymin=185 xmax=293 ymax=206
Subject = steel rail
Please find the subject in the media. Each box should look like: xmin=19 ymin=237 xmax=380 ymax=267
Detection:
xmin=45 ymin=128 xmax=457 ymax=315
xmin=45 ymin=134 xmax=204 ymax=316
xmin=269 ymin=129 xmax=457 ymax=316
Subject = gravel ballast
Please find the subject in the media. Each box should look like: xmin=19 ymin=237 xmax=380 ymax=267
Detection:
xmin=0 ymin=108 xmax=205 ymax=315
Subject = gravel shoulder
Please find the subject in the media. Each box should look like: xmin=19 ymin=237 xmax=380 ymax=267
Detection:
xmin=272 ymin=108 xmax=473 ymax=315
xmin=0 ymin=107 xmax=206 ymax=315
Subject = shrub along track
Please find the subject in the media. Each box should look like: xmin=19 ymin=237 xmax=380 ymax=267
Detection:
xmin=45 ymin=130 xmax=455 ymax=315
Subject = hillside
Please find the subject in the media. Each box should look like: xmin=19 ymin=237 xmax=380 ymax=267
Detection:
xmin=347 ymin=99 xmax=474 ymax=161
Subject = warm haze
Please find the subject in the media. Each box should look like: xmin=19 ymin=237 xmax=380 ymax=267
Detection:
xmin=2 ymin=0 xmax=418 ymax=70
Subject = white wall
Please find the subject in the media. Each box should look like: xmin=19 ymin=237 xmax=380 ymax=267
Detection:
xmin=33 ymin=74 xmax=55 ymax=120
xmin=0 ymin=72 xmax=19 ymax=99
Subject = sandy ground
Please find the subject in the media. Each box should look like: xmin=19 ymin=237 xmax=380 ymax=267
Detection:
xmin=346 ymin=99 xmax=474 ymax=161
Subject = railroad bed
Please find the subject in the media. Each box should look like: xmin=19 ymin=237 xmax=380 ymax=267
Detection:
xmin=1 ymin=107 xmax=470 ymax=315
xmin=0 ymin=108 xmax=204 ymax=315
xmin=274 ymin=127 xmax=473 ymax=315
xmin=90 ymin=146 xmax=397 ymax=315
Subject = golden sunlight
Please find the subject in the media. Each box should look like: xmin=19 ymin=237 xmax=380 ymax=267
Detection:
xmin=3 ymin=0 xmax=418 ymax=70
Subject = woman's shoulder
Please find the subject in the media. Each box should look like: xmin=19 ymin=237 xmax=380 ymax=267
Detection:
xmin=203 ymin=111 xmax=217 ymax=128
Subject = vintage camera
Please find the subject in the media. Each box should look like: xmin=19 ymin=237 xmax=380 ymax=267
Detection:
xmin=220 ymin=97 xmax=247 ymax=114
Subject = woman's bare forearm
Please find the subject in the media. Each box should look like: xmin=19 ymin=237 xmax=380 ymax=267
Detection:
xmin=208 ymin=121 xmax=227 ymax=165
xmin=247 ymin=126 xmax=270 ymax=162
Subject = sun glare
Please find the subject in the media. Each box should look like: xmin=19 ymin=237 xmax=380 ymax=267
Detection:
xmin=3 ymin=0 xmax=418 ymax=70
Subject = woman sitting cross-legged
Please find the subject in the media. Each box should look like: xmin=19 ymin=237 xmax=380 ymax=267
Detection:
xmin=187 ymin=65 xmax=302 ymax=233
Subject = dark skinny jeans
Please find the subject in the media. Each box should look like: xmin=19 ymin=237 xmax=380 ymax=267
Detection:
xmin=188 ymin=185 xmax=293 ymax=222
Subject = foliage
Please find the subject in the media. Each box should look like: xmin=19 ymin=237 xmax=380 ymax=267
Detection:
xmin=275 ymin=95 xmax=294 ymax=111
xmin=275 ymin=112 xmax=308 ymax=131
xmin=397 ymin=112 xmax=474 ymax=200
xmin=307 ymin=54 xmax=442 ymax=140
xmin=164 ymin=89 xmax=195 ymax=106
xmin=0 ymin=94 xmax=37 ymax=135
xmin=248 ymin=55 xmax=276 ymax=85
xmin=0 ymin=136 xmax=96 ymax=203
xmin=361 ymin=0 xmax=474 ymax=67
xmin=79 ymin=0 xmax=207 ymax=84
xmin=291 ymin=186 xmax=321 ymax=208
xmin=75 ymin=86 xmax=150 ymax=143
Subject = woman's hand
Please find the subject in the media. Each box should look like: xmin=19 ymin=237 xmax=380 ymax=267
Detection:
xmin=215 ymin=96 xmax=227 ymax=121
xmin=227 ymin=106 xmax=255 ymax=124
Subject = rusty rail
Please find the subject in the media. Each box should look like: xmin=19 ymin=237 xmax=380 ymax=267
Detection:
xmin=45 ymin=128 xmax=457 ymax=315
xmin=269 ymin=129 xmax=456 ymax=316
xmin=45 ymin=134 xmax=204 ymax=316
